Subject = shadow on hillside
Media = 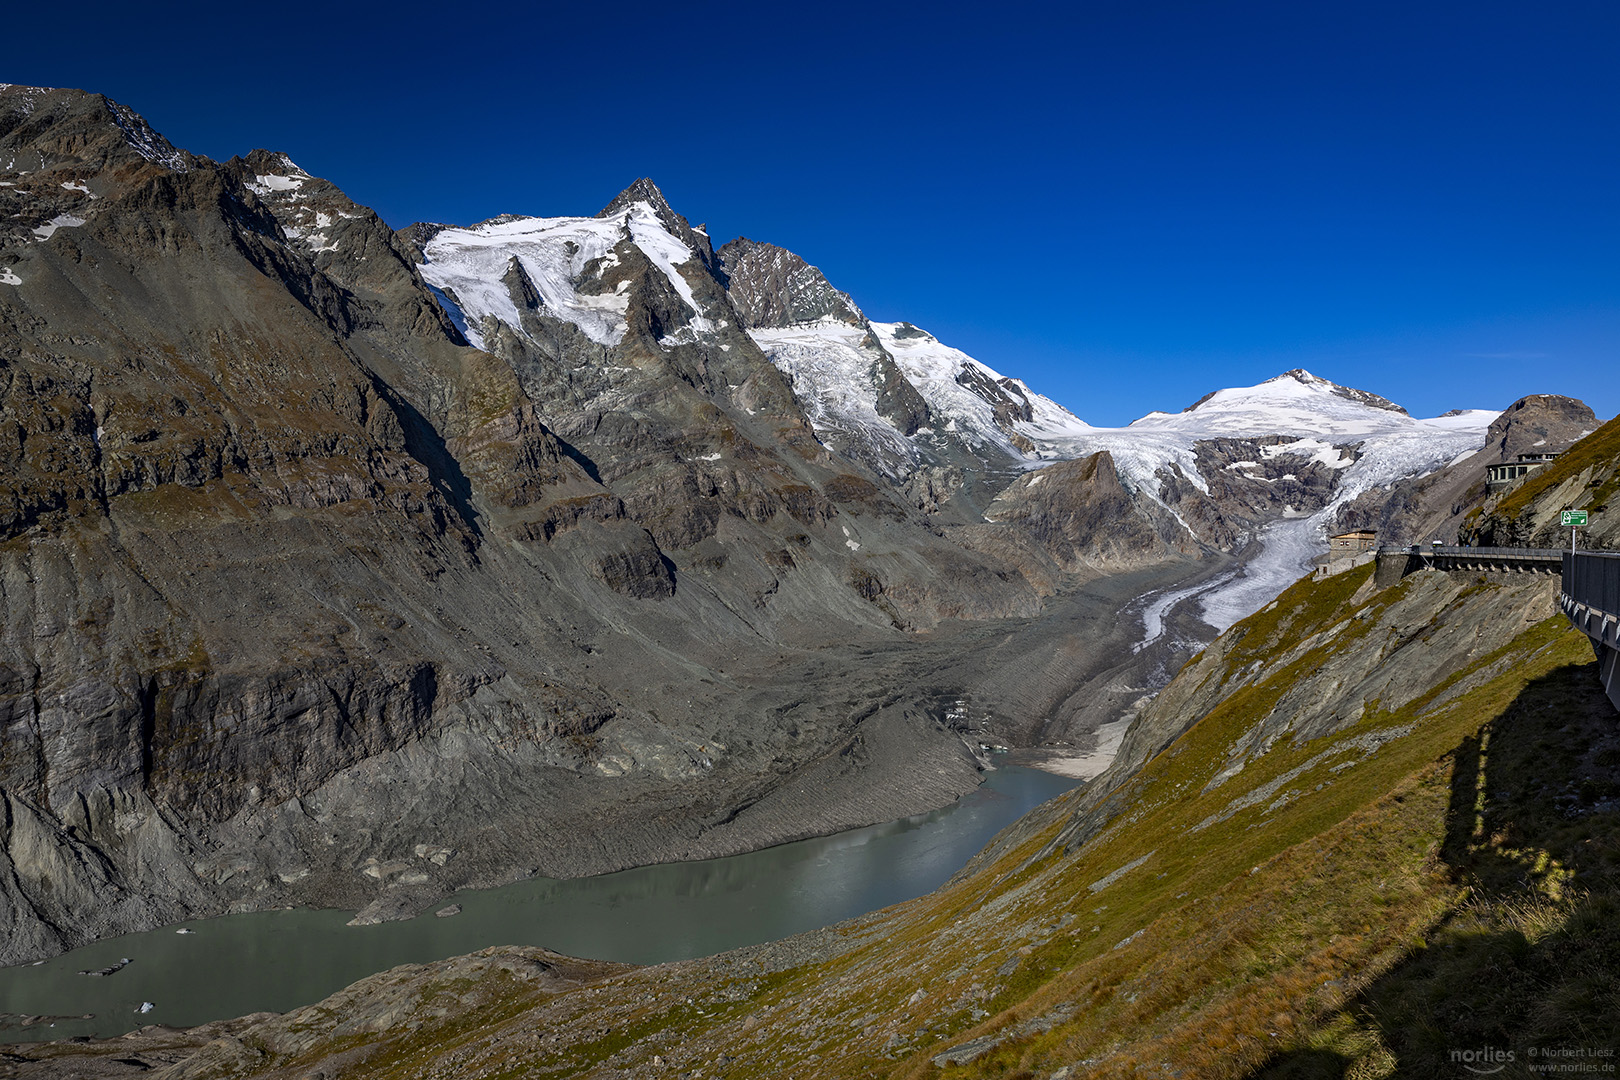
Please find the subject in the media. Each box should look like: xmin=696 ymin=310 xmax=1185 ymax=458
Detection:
xmin=1250 ymin=658 xmax=1620 ymax=1079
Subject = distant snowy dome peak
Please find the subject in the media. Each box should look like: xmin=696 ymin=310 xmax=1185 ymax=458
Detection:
xmin=1175 ymin=368 xmax=1401 ymax=416
xmin=1035 ymin=363 xmax=1499 ymax=605
xmin=1246 ymin=369 xmax=1407 ymax=414
xmin=1131 ymin=368 xmax=1429 ymax=437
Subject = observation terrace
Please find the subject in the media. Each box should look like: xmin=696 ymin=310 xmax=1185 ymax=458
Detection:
xmin=1562 ymin=551 xmax=1620 ymax=711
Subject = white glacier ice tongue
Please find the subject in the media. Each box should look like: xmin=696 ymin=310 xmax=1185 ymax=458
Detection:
xmin=418 ymin=201 xmax=709 ymax=351
xmin=1048 ymin=370 xmax=1499 ymax=637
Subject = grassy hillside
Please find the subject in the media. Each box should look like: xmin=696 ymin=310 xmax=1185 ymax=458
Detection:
xmin=23 ymin=564 xmax=1618 ymax=1079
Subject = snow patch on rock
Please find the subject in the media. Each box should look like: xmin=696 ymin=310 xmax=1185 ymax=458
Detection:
xmin=418 ymin=201 xmax=713 ymax=351
xmin=32 ymin=214 xmax=85 ymax=241
xmin=247 ymin=173 xmax=305 ymax=196
xmin=749 ymin=316 xmax=1088 ymax=472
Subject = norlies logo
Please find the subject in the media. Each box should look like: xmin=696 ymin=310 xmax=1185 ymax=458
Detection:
xmin=1453 ymin=1046 xmax=1516 ymax=1074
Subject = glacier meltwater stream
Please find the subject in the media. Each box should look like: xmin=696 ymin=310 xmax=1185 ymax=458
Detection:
xmin=0 ymin=767 xmax=1077 ymax=1042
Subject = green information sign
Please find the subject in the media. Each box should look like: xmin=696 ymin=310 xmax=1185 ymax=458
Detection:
xmin=1561 ymin=510 xmax=1588 ymax=527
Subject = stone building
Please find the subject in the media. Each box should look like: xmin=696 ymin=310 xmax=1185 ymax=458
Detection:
xmin=1329 ymin=530 xmax=1377 ymax=556
xmin=1316 ymin=530 xmax=1378 ymax=579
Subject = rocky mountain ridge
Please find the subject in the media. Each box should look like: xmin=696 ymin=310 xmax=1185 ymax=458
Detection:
xmin=406 ymin=182 xmax=1523 ymax=583
xmin=0 ymin=85 xmax=1210 ymax=962
xmin=0 ymin=83 xmax=1600 ymax=968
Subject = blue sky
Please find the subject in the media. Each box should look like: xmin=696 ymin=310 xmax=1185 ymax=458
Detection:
xmin=8 ymin=1 xmax=1616 ymax=425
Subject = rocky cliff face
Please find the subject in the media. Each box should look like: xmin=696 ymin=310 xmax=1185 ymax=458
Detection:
xmin=716 ymin=237 xmax=865 ymax=330
xmin=0 ymin=87 xmax=1096 ymax=961
xmin=1464 ymin=407 xmax=1620 ymax=550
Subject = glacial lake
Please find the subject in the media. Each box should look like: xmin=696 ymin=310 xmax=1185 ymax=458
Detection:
xmin=0 ymin=766 xmax=1077 ymax=1042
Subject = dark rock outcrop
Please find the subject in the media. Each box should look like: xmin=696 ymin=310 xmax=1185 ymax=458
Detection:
xmin=1464 ymin=408 xmax=1620 ymax=550
xmin=715 ymin=238 xmax=863 ymax=329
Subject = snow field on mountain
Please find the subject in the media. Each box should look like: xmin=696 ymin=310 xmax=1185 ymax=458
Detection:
xmin=748 ymin=322 xmax=919 ymax=473
xmin=864 ymin=322 xmax=1086 ymax=454
xmin=247 ymin=173 xmax=304 ymax=195
xmin=419 ymin=215 xmax=628 ymax=349
xmin=418 ymin=202 xmax=711 ymax=351
xmin=1036 ymin=372 xmax=1495 ymax=525
xmin=624 ymin=202 xmax=712 ymax=333
xmin=1261 ymin=439 xmax=1354 ymax=469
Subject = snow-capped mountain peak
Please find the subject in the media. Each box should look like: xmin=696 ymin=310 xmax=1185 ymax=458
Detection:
xmin=597 ymin=177 xmax=683 ymax=234
xmin=1169 ymin=368 xmax=1406 ymax=422
xmin=415 ymin=187 xmax=717 ymax=351
xmin=1041 ymin=366 xmax=1497 ymax=503
xmin=406 ymin=183 xmax=1503 ymax=611
xmin=1029 ymin=366 xmax=1500 ymax=629
xmin=1129 ymin=369 xmax=1411 ymax=434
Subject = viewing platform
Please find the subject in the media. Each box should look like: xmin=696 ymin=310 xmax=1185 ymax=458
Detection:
xmin=1373 ymin=544 xmax=1564 ymax=587
xmin=1371 ymin=544 xmax=1616 ymax=709
xmin=1561 ymin=551 xmax=1620 ymax=711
